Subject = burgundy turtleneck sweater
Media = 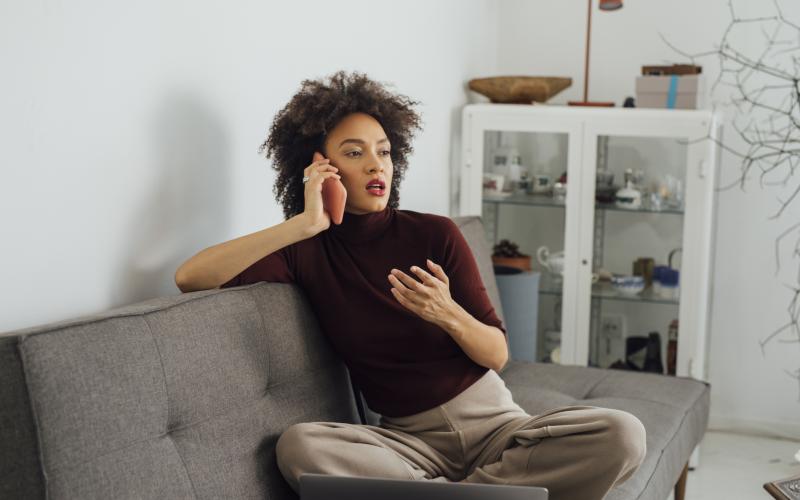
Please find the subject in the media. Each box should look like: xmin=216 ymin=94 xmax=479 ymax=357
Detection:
xmin=220 ymin=206 xmax=507 ymax=417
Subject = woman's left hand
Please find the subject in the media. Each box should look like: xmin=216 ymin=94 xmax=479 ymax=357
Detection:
xmin=387 ymin=259 xmax=460 ymax=327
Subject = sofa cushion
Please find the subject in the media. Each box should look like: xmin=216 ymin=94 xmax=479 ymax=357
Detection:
xmin=451 ymin=216 xmax=505 ymax=324
xmin=0 ymin=335 xmax=45 ymax=500
xmin=499 ymin=360 xmax=709 ymax=500
xmin=17 ymin=283 xmax=359 ymax=500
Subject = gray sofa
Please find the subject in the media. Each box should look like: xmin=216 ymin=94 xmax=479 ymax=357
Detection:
xmin=1 ymin=216 xmax=709 ymax=500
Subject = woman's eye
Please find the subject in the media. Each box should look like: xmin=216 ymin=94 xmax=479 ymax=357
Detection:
xmin=345 ymin=150 xmax=391 ymax=157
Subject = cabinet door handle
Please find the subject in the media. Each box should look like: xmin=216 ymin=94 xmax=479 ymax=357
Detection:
xmin=698 ymin=160 xmax=707 ymax=179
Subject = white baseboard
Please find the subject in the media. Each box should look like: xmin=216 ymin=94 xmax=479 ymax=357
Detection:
xmin=708 ymin=413 xmax=800 ymax=441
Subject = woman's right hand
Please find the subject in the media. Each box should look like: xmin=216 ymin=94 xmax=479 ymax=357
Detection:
xmin=301 ymin=151 xmax=341 ymax=236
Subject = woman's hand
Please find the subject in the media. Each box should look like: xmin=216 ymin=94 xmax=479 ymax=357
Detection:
xmin=387 ymin=259 xmax=460 ymax=327
xmin=301 ymin=152 xmax=342 ymax=237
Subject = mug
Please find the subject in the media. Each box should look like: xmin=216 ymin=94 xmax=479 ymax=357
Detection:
xmin=530 ymin=174 xmax=552 ymax=194
xmin=482 ymin=173 xmax=505 ymax=195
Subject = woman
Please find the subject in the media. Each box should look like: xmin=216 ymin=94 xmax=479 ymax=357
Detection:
xmin=174 ymin=70 xmax=646 ymax=500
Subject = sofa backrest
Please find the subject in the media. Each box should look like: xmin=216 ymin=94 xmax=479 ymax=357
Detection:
xmin=0 ymin=215 xmax=502 ymax=499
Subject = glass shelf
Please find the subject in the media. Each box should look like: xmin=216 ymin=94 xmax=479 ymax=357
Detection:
xmin=537 ymin=273 xmax=679 ymax=305
xmin=482 ymin=192 xmax=684 ymax=215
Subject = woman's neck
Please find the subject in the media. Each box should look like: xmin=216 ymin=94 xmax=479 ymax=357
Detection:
xmin=328 ymin=205 xmax=395 ymax=244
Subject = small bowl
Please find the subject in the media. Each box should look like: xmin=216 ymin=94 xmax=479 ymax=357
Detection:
xmin=611 ymin=275 xmax=645 ymax=295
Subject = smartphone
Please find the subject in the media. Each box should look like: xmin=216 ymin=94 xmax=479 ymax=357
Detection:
xmin=313 ymin=151 xmax=347 ymax=225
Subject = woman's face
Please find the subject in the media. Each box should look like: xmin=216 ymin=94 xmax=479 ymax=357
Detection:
xmin=322 ymin=112 xmax=393 ymax=215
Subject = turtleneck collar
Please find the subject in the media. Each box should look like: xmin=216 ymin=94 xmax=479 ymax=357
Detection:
xmin=328 ymin=205 xmax=395 ymax=244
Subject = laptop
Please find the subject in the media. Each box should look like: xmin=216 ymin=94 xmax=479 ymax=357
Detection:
xmin=299 ymin=473 xmax=549 ymax=499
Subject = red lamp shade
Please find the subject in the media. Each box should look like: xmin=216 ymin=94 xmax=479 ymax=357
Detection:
xmin=599 ymin=0 xmax=623 ymax=10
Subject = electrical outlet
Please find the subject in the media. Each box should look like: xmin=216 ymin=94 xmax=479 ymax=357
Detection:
xmin=600 ymin=314 xmax=626 ymax=340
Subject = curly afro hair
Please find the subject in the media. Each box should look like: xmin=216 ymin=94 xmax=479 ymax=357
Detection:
xmin=260 ymin=70 xmax=424 ymax=220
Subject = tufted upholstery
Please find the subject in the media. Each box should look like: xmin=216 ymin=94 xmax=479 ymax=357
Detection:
xmin=0 ymin=215 xmax=708 ymax=499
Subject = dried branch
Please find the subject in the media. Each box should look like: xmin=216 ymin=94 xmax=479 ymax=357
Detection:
xmin=663 ymin=0 xmax=800 ymax=399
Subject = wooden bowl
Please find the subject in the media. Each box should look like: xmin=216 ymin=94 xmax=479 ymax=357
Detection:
xmin=468 ymin=76 xmax=572 ymax=104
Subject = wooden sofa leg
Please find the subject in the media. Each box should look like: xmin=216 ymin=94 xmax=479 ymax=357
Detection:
xmin=674 ymin=461 xmax=689 ymax=500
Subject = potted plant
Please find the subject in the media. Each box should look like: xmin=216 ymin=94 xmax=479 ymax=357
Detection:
xmin=491 ymin=239 xmax=532 ymax=271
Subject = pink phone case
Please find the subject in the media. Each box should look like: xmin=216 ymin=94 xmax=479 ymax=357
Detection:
xmin=313 ymin=151 xmax=347 ymax=225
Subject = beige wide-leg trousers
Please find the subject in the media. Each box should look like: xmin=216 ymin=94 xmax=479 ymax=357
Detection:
xmin=276 ymin=369 xmax=647 ymax=500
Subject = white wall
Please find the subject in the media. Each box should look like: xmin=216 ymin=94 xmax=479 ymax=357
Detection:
xmin=494 ymin=0 xmax=800 ymax=437
xmin=0 ymin=0 xmax=498 ymax=330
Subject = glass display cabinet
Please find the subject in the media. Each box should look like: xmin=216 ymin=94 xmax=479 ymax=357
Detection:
xmin=458 ymin=103 xmax=722 ymax=384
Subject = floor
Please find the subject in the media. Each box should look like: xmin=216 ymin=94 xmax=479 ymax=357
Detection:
xmin=665 ymin=430 xmax=800 ymax=500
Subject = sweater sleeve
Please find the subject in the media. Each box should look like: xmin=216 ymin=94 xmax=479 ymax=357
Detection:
xmin=439 ymin=219 xmax=507 ymax=336
xmin=219 ymin=244 xmax=296 ymax=288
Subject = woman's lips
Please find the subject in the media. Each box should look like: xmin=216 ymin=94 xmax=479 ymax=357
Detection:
xmin=366 ymin=179 xmax=386 ymax=196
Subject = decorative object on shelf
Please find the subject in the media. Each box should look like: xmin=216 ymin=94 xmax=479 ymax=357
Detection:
xmin=652 ymin=265 xmax=668 ymax=294
xmin=529 ymin=174 xmax=552 ymax=194
xmin=647 ymin=174 xmax=684 ymax=211
xmin=537 ymin=246 xmax=565 ymax=279
xmin=552 ymin=182 xmax=567 ymax=199
xmin=538 ymin=246 xmax=599 ymax=283
xmin=468 ymin=76 xmax=573 ymax=104
xmin=595 ymin=171 xmax=616 ymax=203
xmin=515 ymin=171 xmax=532 ymax=194
xmin=614 ymin=168 xmax=642 ymax=209
xmin=482 ymin=173 xmax=507 ymax=196
xmin=615 ymin=179 xmax=642 ymax=209
xmin=642 ymin=64 xmax=702 ymax=76
xmin=666 ymin=319 xmax=678 ymax=376
xmin=656 ymin=267 xmax=680 ymax=299
xmin=611 ymin=275 xmax=645 ymax=295
xmin=652 ymin=265 xmax=680 ymax=299
xmin=633 ymin=257 xmax=656 ymax=287
xmin=651 ymin=248 xmax=682 ymax=299
xmin=490 ymin=144 xmax=530 ymax=193
xmin=595 ymin=268 xmax=615 ymax=282
xmin=568 ymin=0 xmax=622 ymax=107
xmin=643 ymin=332 xmax=665 ymax=374
xmin=624 ymin=336 xmax=649 ymax=371
xmin=636 ymin=64 xmax=706 ymax=110
xmin=492 ymin=239 xmax=532 ymax=271
xmin=668 ymin=247 xmax=682 ymax=268
xmin=495 ymin=270 xmax=541 ymax=362
xmin=490 ymin=144 xmax=520 ymax=174
xmin=623 ymin=96 xmax=636 ymax=107
xmin=505 ymin=158 xmax=525 ymax=193
xmin=554 ymin=172 xmax=569 ymax=198
xmin=608 ymin=337 xmax=650 ymax=371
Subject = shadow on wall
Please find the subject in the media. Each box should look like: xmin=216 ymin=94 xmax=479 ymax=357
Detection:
xmin=112 ymin=91 xmax=231 ymax=308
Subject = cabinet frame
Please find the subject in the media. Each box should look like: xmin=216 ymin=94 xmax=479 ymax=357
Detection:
xmin=459 ymin=104 xmax=722 ymax=382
